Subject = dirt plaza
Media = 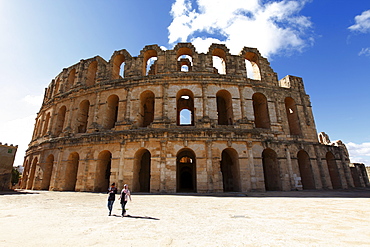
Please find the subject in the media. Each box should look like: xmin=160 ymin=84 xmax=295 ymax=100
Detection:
xmin=1 ymin=189 xmax=370 ymax=246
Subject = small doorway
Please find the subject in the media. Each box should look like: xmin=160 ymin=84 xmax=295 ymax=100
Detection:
xmin=177 ymin=149 xmax=196 ymax=192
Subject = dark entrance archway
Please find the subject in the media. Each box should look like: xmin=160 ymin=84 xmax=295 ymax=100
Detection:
xmin=134 ymin=149 xmax=151 ymax=192
xmin=177 ymin=149 xmax=196 ymax=192
xmin=262 ymin=148 xmax=281 ymax=191
xmin=297 ymin=150 xmax=315 ymax=190
xmin=220 ymin=148 xmax=241 ymax=192
xmin=95 ymin=150 xmax=112 ymax=192
xmin=326 ymin=152 xmax=341 ymax=189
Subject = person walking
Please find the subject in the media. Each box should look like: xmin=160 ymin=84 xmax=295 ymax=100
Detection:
xmin=107 ymin=182 xmax=117 ymax=216
xmin=119 ymin=184 xmax=132 ymax=217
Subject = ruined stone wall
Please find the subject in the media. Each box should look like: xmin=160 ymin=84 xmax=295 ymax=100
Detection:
xmin=22 ymin=43 xmax=357 ymax=193
xmin=0 ymin=143 xmax=18 ymax=190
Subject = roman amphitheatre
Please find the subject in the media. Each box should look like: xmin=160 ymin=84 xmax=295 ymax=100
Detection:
xmin=20 ymin=42 xmax=368 ymax=193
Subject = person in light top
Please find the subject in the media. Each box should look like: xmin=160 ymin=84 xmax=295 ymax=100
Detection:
xmin=119 ymin=184 xmax=132 ymax=217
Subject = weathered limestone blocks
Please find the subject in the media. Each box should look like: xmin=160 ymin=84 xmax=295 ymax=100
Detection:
xmin=22 ymin=43 xmax=362 ymax=193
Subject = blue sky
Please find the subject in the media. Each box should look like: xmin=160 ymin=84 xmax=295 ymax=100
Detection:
xmin=1 ymin=0 xmax=370 ymax=166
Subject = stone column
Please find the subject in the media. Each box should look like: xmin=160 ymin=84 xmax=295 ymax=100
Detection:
xmin=206 ymin=140 xmax=214 ymax=192
xmin=159 ymin=140 xmax=167 ymax=192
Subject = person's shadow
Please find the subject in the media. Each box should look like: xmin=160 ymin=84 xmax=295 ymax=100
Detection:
xmin=111 ymin=214 xmax=159 ymax=220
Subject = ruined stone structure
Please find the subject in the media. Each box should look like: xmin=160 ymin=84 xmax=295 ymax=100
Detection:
xmin=21 ymin=43 xmax=361 ymax=193
xmin=0 ymin=143 xmax=18 ymax=190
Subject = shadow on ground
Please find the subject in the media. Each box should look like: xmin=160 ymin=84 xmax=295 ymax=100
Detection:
xmin=111 ymin=214 xmax=159 ymax=220
xmin=0 ymin=190 xmax=39 ymax=196
xmin=133 ymin=187 xmax=370 ymax=198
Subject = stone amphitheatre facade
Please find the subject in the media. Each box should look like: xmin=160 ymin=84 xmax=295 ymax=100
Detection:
xmin=21 ymin=42 xmax=357 ymax=193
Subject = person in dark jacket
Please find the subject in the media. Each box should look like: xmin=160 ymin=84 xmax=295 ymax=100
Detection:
xmin=107 ymin=183 xmax=117 ymax=216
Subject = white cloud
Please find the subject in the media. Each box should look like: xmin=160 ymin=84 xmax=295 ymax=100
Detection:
xmin=358 ymin=47 xmax=370 ymax=56
xmin=22 ymin=94 xmax=44 ymax=106
xmin=0 ymin=114 xmax=36 ymax=167
xmin=346 ymin=142 xmax=370 ymax=166
xmin=168 ymin=0 xmax=313 ymax=57
xmin=348 ymin=9 xmax=370 ymax=33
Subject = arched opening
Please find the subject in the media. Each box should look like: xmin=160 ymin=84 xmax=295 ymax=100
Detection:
xmin=86 ymin=61 xmax=98 ymax=86
xmin=65 ymin=68 xmax=76 ymax=91
xmin=42 ymin=112 xmax=50 ymax=136
xmin=212 ymin=48 xmax=227 ymax=74
xmin=216 ymin=90 xmax=233 ymax=125
xmin=143 ymin=50 xmax=158 ymax=76
xmin=133 ymin=149 xmax=151 ymax=192
xmin=54 ymin=78 xmax=61 ymax=95
xmin=220 ymin=148 xmax=241 ymax=192
xmin=139 ymin=91 xmax=155 ymax=127
xmin=64 ymin=152 xmax=79 ymax=191
xmin=177 ymin=149 xmax=196 ymax=192
xmin=21 ymin=159 xmax=30 ymax=189
xmin=297 ymin=150 xmax=315 ymax=190
xmin=41 ymin=154 xmax=54 ymax=190
xmin=112 ymin=54 xmax=125 ymax=79
xmin=77 ymin=100 xmax=90 ymax=133
xmin=95 ymin=151 xmax=112 ymax=192
xmin=285 ymin=97 xmax=301 ymax=135
xmin=245 ymin=52 xmax=261 ymax=80
xmin=262 ymin=148 xmax=281 ymax=191
xmin=55 ymin=106 xmax=66 ymax=136
xmin=326 ymin=152 xmax=341 ymax=189
xmin=177 ymin=55 xmax=193 ymax=72
xmin=177 ymin=90 xmax=194 ymax=126
xmin=104 ymin=95 xmax=119 ymax=129
xmin=26 ymin=157 xmax=38 ymax=189
xmin=252 ymin=93 xmax=270 ymax=129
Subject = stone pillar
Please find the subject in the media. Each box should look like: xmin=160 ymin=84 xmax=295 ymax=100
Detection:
xmin=247 ymin=141 xmax=256 ymax=190
xmin=118 ymin=143 xmax=126 ymax=190
xmin=285 ymin=147 xmax=296 ymax=190
xmin=159 ymin=140 xmax=167 ymax=192
xmin=206 ymin=140 xmax=214 ymax=192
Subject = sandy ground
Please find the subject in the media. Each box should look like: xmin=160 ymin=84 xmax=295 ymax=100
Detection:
xmin=1 ymin=189 xmax=370 ymax=247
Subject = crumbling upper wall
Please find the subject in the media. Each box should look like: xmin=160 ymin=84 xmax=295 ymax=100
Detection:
xmin=41 ymin=43 xmax=281 ymax=104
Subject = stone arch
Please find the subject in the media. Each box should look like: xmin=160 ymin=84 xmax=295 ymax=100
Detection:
xmin=139 ymin=91 xmax=155 ymax=127
xmin=112 ymin=54 xmax=125 ymax=79
xmin=77 ymin=100 xmax=90 ymax=133
xmin=55 ymin=105 xmax=66 ymax=136
xmin=216 ymin=90 xmax=234 ymax=125
xmin=86 ymin=61 xmax=98 ymax=87
xmin=21 ymin=158 xmax=30 ymax=189
xmin=285 ymin=97 xmax=301 ymax=135
xmin=326 ymin=152 xmax=341 ymax=189
xmin=143 ymin=49 xmax=158 ymax=76
xmin=103 ymin=95 xmax=119 ymax=129
xmin=42 ymin=112 xmax=51 ymax=136
xmin=252 ymin=93 xmax=270 ymax=129
xmin=54 ymin=78 xmax=61 ymax=95
xmin=65 ymin=68 xmax=76 ymax=91
xmin=220 ymin=148 xmax=241 ymax=192
xmin=64 ymin=152 xmax=79 ymax=191
xmin=211 ymin=47 xmax=227 ymax=74
xmin=133 ymin=149 xmax=151 ymax=192
xmin=177 ymin=148 xmax=197 ymax=192
xmin=243 ymin=51 xmax=261 ymax=80
xmin=297 ymin=150 xmax=315 ymax=190
xmin=262 ymin=148 xmax=281 ymax=191
xmin=26 ymin=157 xmax=38 ymax=189
xmin=41 ymin=154 xmax=54 ymax=190
xmin=175 ymin=44 xmax=196 ymax=72
xmin=177 ymin=89 xmax=194 ymax=126
xmin=95 ymin=150 xmax=112 ymax=192
xmin=33 ymin=119 xmax=41 ymax=139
